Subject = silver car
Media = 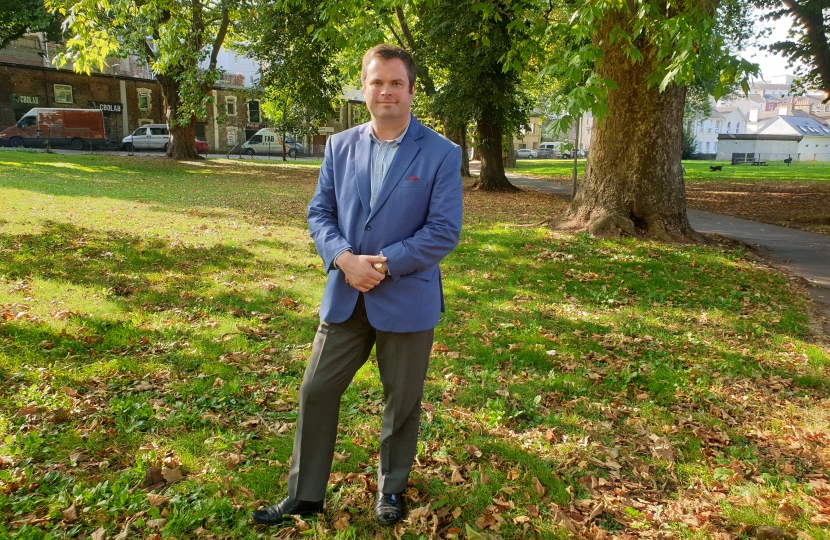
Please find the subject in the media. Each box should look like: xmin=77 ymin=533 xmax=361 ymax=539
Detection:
xmin=121 ymin=124 xmax=170 ymax=151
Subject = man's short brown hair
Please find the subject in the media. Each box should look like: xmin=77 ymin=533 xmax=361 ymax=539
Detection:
xmin=361 ymin=44 xmax=416 ymax=92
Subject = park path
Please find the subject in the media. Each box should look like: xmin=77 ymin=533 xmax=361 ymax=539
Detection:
xmin=469 ymin=164 xmax=830 ymax=334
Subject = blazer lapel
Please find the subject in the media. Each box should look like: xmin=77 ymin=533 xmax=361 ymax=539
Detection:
xmin=354 ymin=125 xmax=372 ymax=214
xmin=368 ymin=118 xmax=423 ymax=219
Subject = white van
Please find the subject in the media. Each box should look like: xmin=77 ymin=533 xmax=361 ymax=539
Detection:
xmin=241 ymin=129 xmax=304 ymax=157
xmin=121 ymin=124 xmax=170 ymax=151
xmin=535 ymin=142 xmax=563 ymax=158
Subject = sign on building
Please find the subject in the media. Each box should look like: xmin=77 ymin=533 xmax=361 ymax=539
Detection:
xmin=11 ymin=94 xmax=40 ymax=106
xmin=88 ymin=101 xmax=124 ymax=113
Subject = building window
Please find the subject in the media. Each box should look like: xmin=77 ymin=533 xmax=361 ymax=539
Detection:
xmin=226 ymin=96 xmax=236 ymax=116
xmin=736 ymin=122 xmax=741 ymax=133
xmin=706 ymin=141 xmax=710 ymax=152
xmin=248 ymin=100 xmax=260 ymax=123
xmin=715 ymin=121 xmax=720 ymax=133
xmin=138 ymin=90 xmax=151 ymax=110
xmin=713 ymin=142 xmax=718 ymax=152
xmin=707 ymin=120 xmax=712 ymax=133
xmin=54 ymin=84 xmax=73 ymax=104
xmin=727 ymin=121 xmax=731 ymax=133
xmin=698 ymin=121 xmax=703 ymax=133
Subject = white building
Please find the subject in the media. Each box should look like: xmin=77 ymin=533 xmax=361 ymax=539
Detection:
xmin=687 ymin=106 xmax=748 ymax=157
xmin=717 ymin=109 xmax=830 ymax=162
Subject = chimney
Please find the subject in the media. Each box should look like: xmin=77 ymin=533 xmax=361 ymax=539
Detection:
xmin=778 ymin=105 xmax=789 ymax=116
xmin=749 ymin=108 xmax=759 ymax=123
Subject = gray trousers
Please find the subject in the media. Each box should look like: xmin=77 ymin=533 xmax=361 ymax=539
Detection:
xmin=287 ymin=294 xmax=434 ymax=501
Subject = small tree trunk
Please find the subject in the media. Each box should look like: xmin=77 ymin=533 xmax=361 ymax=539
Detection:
xmin=446 ymin=121 xmax=471 ymax=177
xmin=503 ymin=133 xmax=516 ymax=169
xmin=157 ymin=74 xmax=202 ymax=160
xmin=562 ymin=22 xmax=700 ymax=241
xmin=476 ymin=119 xmax=517 ymax=191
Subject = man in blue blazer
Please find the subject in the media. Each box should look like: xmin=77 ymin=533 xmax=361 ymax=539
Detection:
xmin=251 ymin=44 xmax=463 ymax=527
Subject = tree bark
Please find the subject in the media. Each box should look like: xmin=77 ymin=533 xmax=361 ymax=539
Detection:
xmin=476 ymin=119 xmax=517 ymax=191
xmin=503 ymin=133 xmax=516 ymax=169
xmin=446 ymin=122 xmax=470 ymax=177
xmin=562 ymin=18 xmax=700 ymax=241
xmin=157 ymin=74 xmax=202 ymax=160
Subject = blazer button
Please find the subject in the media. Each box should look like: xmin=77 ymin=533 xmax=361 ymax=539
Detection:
xmin=365 ymin=225 xmax=372 ymax=231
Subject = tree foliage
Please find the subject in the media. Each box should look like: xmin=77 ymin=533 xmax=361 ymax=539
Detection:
xmin=550 ymin=0 xmax=759 ymax=133
xmin=246 ymin=0 xmax=555 ymax=188
xmin=0 ymin=0 xmax=62 ymax=49
xmin=240 ymin=1 xmax=343 ymax=159
xmin=47 ymin=0 xmax=240 ymax=159
xmin=755 ymin=0 xmax=830 ymax=98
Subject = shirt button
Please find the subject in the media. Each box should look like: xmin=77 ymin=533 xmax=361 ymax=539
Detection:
xmin=365 ymin=225 xmax=372 ymax=231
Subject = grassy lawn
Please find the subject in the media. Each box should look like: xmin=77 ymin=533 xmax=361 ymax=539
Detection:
xmin=512 ymin=158 xmax=830 ymax=183
xmin=1 ymin=149 xmax=829 ymax=539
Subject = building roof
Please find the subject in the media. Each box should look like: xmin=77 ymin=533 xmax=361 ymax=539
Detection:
xmin=757 ymin=114 xmax=830 ymax=137
xmin=718 ymin=133 xmax=802 ymax=141
xmin=793 ymin=110 xmax=830 ymax=126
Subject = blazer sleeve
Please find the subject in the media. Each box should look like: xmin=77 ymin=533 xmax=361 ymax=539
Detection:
xmin=307 ymin=138 xmax=352 ymax=272
xmin=381 ymin=144 xmax=463 ymax=281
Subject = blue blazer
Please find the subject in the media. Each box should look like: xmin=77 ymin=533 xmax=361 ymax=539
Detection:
xmin=307 ymin=115 xmax=463 ymax=332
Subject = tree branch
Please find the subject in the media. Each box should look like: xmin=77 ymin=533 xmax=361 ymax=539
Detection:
xmin=387 ymin=23 xmax=405 ymax=48
xmin=395 ymin=6 xmax=418 ymax=51
xmin=208 ymin=8 xmax=231 ymax=72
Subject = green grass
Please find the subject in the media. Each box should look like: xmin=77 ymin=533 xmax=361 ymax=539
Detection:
xmin=1 ymin=149 xmax=829 ymax=539
xmin=511 ymin=157 xmax=830 ymax=183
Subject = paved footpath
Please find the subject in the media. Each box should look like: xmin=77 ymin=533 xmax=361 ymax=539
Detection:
xmin=478 ymin=166 xmax=830 ymax=334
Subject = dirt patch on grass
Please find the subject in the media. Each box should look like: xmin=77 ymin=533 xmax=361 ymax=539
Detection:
xmin=686 ymin=182 xmax=830 ymax=235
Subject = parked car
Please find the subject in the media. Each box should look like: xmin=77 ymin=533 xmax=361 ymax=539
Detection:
xmin=121 ymin=124 xmax=170 ymax=151
xmin=241 ymin=129 xmax=303 ymax=157
xmin=0 ymin=108 xmax=107 ymax=150
xmin=121 ymin=124 xmax=206 ymax=153
xmin=516 ymin=148 xmax=537 ymax=159
xmin=284 ymin=137 xmax=305 ymax=157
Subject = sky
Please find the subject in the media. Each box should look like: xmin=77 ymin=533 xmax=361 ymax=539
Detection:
xmin=740 ymin=12 xmax=807 ymax=82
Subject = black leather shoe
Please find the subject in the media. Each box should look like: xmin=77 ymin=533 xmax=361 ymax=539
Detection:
xmin=251 ymin=496 xmax=324 ymax=526
xmin=374 ymin=492 xmax=406 ymax=525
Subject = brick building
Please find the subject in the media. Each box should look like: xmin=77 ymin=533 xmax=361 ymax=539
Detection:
xmin=1 ymin=34 xmax=369 ymax=154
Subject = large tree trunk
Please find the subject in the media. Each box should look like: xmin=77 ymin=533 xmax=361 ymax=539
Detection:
xmin=562 ymin=22 xmax=700 ymax=241
xmin=157 ymin=74 xmax=202 ymax=160
xmin=476 ymin=119 xmax=517 ymax=191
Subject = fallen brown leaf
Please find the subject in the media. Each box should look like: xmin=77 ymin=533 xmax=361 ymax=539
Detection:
xmin=161 ymin=467 xmax=184 ymax=483
xmin=62 ymin=503 xmax=78 ymax=522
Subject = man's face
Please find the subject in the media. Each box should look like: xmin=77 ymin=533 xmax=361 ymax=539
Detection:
xmin=361 ymin=57 xmax=414 ymax=125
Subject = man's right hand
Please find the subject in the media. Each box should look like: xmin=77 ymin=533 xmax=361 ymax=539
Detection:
xmin=336 ymin=252 xmax=387 ymax=292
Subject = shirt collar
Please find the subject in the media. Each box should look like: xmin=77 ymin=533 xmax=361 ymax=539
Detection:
xmin=369 ymin=119 xmax=411 ymax=146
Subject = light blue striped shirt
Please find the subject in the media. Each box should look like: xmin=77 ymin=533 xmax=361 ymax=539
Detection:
xmin=369 ymin=122 xmax=410 ymax=209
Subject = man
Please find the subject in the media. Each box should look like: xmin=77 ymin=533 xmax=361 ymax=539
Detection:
xmin=251 ymin=44 xmax=463 ymax=527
